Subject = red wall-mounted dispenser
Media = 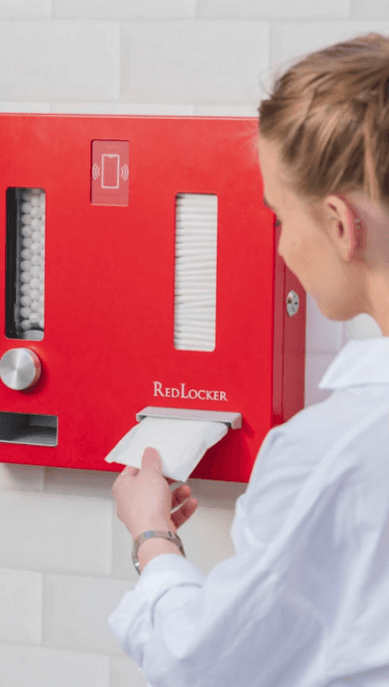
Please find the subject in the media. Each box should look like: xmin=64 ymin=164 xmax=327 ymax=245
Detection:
xmin=0 ymin=114 xmax=306 ymax=482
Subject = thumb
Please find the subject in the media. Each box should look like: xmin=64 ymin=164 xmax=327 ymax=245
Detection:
xmin=141 ymin=447 xmax=162 ymax=471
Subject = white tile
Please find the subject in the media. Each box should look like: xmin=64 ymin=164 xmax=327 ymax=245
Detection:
xmin=50 ymin=102 xmax=196 ymax=115
xmin=110 ymin=656 xmax=148 ymax=687
xmin=0 ymin=568 xmax=42 ymax=644
xmin=111 ymin=515 xmax=138 ymax=581
xmin=194 ymin=104 xmax=259 ymax=117
xmin=199 ymin=0 xmax=349 ymax=18
xmin=122 ymin=21 xmax=269 ymax=104
xmin=187 ymin=478 xmax=247 ymax=507
xmin=305 ymin=293 xmax=344 ymax=354
xmin=44 ymin=467 xmax=116 ymax=499
xmin=351 ymin=0 xmax=389 ymax=18
xmin=43 ymin=573 xmax=134 ymax=655
xmin=269 ymin=21 xmax=389 ymax=73
xmin=344 ymin=314 xmax=383 ymax=341
xmin=0 ymin=645 xmax=109 ymax=687
xmin=0 ymin=0 xmax=50 ymax=17
xmin=0 ymin=492 xmax=112 ymax=574
xmin=178 ymin=503 xmax=239 ymax=574
xmin=0 ymin=22 xmax=120 ymax=101
xmin=304 ymin=353 xmax=336 ymax=407
xmin=0 ymin=102 xmax=51 ymax=112
xmin=0 ymin=463 xmax=45 ymax=492
xmin=54 ymin=0 xmax=196 ymax=18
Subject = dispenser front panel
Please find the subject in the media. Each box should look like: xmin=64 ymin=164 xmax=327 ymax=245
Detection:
xmin=0 ymin=114 xmax=306 ymax=482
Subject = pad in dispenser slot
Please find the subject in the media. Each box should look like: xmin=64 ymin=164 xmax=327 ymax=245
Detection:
xmin=174 ymin=193 xmax=218 ymax=351
xmin=5 ymin=188 xmax=46 ymax=341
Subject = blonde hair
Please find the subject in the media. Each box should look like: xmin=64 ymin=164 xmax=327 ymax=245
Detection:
xmin=258 ymin=33 xmax=389 ymax=213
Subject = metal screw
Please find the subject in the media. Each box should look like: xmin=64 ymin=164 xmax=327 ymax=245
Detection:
xmin=286 ymin=290 xmax=300 ymax=317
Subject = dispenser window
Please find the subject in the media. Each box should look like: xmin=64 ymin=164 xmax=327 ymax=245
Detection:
xmin=174 ymin=193 xmax=218 ymax=351
xmin=5 ymin=188 xmax=45 ymax=341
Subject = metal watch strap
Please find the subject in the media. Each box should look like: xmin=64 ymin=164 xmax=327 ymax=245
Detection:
xmin=132 ymin=530 xmax=185 ymax=574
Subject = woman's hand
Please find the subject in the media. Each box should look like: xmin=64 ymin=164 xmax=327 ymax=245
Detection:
xmin=112 ymin=447 xmax=198 ymax=540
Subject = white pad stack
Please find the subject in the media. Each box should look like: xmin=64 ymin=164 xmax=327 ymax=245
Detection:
xmin=174 ymin=193 xmax=218 ymax=352
xmin=104 ymin=416 xmax=228 ymax=482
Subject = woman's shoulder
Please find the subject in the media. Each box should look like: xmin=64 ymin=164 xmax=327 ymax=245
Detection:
xmin=241 ymin=389 xmax=389 ymax=548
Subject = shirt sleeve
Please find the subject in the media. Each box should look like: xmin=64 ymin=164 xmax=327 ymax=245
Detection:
xmin=109 ymin=544 xmax=324 ymax=687
xmin=108 ymin=426 xmax=337 ymax=687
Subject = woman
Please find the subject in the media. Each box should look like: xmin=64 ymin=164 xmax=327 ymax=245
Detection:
xmin=109 ymin=32 xmax=389 ymax=686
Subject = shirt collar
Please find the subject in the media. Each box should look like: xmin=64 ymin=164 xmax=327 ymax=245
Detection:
xmin=318 ymin=337 xmax=389 ymax=389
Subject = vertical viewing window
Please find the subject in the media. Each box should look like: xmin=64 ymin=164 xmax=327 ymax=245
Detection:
xmin=6 ymin=188 xmax=45 ymax=341
xmin=174 ymin=193 xmax=218 ymax=351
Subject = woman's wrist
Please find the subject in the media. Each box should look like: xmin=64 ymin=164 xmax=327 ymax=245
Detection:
xmin=132 ymin=519 xmax=178 ymax=572
xmin=136 ymin=535 xmax=184 ymax=573
xmin=132 ymin=518 xmax=173 ymax=542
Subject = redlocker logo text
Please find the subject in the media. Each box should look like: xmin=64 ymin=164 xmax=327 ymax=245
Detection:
xmin=153 ymin=382 xmax=228 ymax=402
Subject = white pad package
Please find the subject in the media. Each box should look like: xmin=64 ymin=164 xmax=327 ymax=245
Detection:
xmin=104 ymin=416 xmax=229 ymax=482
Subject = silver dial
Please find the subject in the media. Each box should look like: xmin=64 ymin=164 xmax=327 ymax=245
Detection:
xmin=0 ymin=348 xmax=41 ymax=390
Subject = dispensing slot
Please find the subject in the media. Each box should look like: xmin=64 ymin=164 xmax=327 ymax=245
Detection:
xmin=136 ymin=406 xmax=242 ymax=429
xmin=0 ymin=411 xmax=58 ymax=446
xmin=6 ymin=188 xmax=46 ymax=341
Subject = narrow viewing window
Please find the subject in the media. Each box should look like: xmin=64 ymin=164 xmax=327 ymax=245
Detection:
xmin=174 ymin=193 xmax=218 ymax=352
xmin=5 ymin=188 xmax=45 ymax=341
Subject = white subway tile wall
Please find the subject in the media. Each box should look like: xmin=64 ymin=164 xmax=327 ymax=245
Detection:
xmin=198 ymin=0 xmax=350 ymax=19
xmin=0 ymin=463 xmax=45 ymax=491
xmin=121 ymin=21 xmax=270 ymax=103
xmin=110 ymin=656 xmax=149 ymax=687
xmin=0 ymin=568 xmax=42 ymax=644
xmin=0 ymin=492 xmax=112 ymax=573
xmin=352 ymin=0 xmax=389 ymax=19
xmin=0 ymin=22 xmax=120 ymax=101
xmin=44 ymin=467 xmax=116 ymax=498
xmin=50 ymin=101 xmax=196 ymax=114
xmin=0 ymin=645 xmax=109 ymax=687
xmin=0 ymin=0 xmax=51 ymax=19
xmin=0 ymin=102 xmax=51 ymax=113
xmin=53 ymin=0 xmax=197 ymax=19
xmin=0 ymin=3 xmax=383 ymax=686
xmin=43 ymin=574 xmax=134 ymax=654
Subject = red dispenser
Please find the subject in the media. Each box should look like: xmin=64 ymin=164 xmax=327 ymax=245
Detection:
xmin=0 ymin=114 xmax=305 ymax=482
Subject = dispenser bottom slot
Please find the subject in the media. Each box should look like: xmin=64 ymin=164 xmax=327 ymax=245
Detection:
xmin=0 ymin=411 xmax=58 ymax=446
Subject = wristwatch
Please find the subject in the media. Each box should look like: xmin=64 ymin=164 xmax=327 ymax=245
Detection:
xmin=132 ymin=530 xmax=186 ymax=574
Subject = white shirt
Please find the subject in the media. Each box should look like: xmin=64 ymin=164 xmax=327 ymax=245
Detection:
xmin=109 ymin=337 xmax=389 ymax=687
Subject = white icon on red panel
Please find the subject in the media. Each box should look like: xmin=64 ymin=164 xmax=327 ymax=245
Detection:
xmin=92 ymin=156 xmax=129 ymax=189
xmin=92 ymin=163 xmax=101 ymax=180
xmin=91 ymin=140 xmax=129 ymax=206
xmin=120 ymin=164 xmax=129 ymax=181
xmin=102 ymin=154 xmax=120 ymax=189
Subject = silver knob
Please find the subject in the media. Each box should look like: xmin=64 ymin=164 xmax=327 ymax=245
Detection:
xmin=0 ymin=348 xmax=41 ymax=390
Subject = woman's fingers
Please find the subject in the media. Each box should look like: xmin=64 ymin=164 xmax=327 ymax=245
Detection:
xmin=171 ymin=497 xmax=198 ymax=530
xmin=168 ymin=482 xmax=198 ymax=529
xmin=171 ymin=484 xmax=191 ymax=510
